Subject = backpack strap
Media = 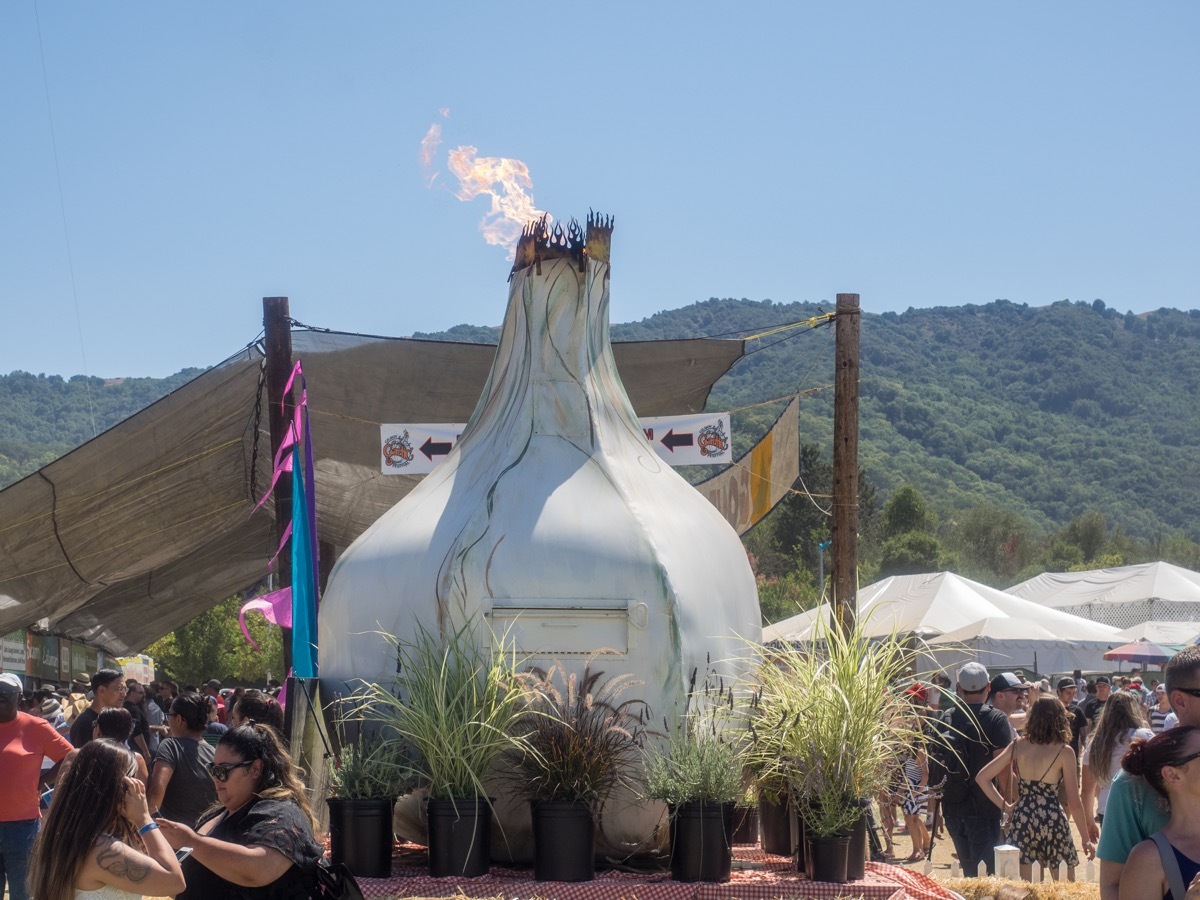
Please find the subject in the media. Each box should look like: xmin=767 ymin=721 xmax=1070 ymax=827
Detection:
xmin=1152 ymin=831 xmax=1187 ymax=900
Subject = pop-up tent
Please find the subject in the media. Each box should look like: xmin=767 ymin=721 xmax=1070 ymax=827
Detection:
xmin=1008 ymin=561 xmax=1200 ymax=629
xmin=1113 ymin=620 xmax=1200 ymax=647
xmin=761 ymin=571 xmax=1123 ymax=674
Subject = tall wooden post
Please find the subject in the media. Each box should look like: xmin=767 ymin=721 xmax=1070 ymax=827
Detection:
xmin=263 ymin=297 xmax=294 ymax=674
xmin=831 ymin=293 xmax=861 ymax=635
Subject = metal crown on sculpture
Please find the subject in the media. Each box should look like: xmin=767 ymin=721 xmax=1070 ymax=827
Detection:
xmin=318 ymin=213 xmax=761 ymax=859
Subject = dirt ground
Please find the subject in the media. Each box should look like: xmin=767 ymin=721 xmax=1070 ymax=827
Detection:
xmin=879 ymin=803 xmax=1100 ymax=895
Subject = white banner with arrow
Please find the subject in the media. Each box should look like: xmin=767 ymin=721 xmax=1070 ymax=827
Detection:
xmin=380 ymin=413 xmax=731 ymax=474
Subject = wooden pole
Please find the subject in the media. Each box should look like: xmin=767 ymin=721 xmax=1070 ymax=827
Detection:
xmin=832 ymin=293 xmax=860 ymax=635
xmin=263 ymin=296 xmax=294 ymax=675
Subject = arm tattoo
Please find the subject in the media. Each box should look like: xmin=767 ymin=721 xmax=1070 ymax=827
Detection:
xmin=97 ymin=843 xmax=151 ymax=883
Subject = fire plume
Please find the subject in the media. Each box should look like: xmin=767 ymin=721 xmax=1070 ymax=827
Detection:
xmin=419 ymin=123 xmax=443 ymax=186
xmin=446 ymin=146 xmax=549 ymax=258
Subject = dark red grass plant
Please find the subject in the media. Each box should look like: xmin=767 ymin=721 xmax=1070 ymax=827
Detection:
xmin=505 ymin=651 xmax=651 ymax=809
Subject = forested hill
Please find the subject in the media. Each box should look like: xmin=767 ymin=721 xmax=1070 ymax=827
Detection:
xmin=0 ymin=370 xmax=202 ymax=486
xmin=4 ymin=299 xmax=1200 ymax=544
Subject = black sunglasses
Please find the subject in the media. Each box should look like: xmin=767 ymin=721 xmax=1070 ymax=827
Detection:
xmin=1169 ymin=749 xmax=1200 ymax=769
xmin=1170 ymin=686 xmax=1200 ymax=699
xmin=208 ymin=760 xmax=254 ymax=782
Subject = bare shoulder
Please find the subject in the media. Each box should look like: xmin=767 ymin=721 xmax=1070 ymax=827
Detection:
xmin=76 ymin=835 xmax=150 ymax=890
xmin=1121 ymin=839 xmax=1167 ymax=896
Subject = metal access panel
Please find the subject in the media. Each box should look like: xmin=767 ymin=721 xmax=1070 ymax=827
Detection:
xmin=484 ymin=599 xmax=643 ymax=656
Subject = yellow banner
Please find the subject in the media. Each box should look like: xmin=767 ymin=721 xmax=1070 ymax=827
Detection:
xmin=695 ymin=398 xmax=799 ymax=535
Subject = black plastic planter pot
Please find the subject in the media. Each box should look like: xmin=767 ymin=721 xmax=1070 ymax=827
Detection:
xmin=731 ymin=805 xmax=758 ymax=844
xmin=530 ymin=800 xmax=595 ymax=882
xmin=669 ymin=801 xmax=733 ymax=883
xmin=426 ymin=797 xmax=491 ymax=878
xmin=758 ymin=796 xmax=793 ymax=855
xmin=806 ymin=834 xmax=851 ymax=884
xmin=846 ymin=797 xmax=871 ymax=881
xmin=326 ymin=797 xmax=395 ymax=878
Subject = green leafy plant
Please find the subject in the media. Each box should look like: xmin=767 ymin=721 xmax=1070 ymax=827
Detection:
xmin=643 ymin=666 xmax=745 ymax=807
xmin=745 ymin=615 xmax=923 ymax=836
xmin=328 ymin=736 xmax=418 ymax=800
xmin=505 ymin=653 xmax=649 ymax=808
xmin=347 ymin=619 xmax=532 ymax=800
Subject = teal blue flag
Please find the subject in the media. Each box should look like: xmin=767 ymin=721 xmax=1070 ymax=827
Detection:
xmin=290 ymin=443 xmax=318 ymax=677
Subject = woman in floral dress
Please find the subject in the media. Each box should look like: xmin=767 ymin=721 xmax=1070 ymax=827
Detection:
xmin=976 ymin=696 xmax=1098 ymax=880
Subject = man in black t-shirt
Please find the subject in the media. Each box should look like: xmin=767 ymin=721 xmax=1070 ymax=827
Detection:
xmin=1058 ymin=679 xmax=1086 ymax=744
xmin=68 ymin=669 xmax=127 ymax=748
xmin=1081 ymin=676 xmax=1111 ymax=744
xmin=939 ymin=662 xmax=1015 ymax=877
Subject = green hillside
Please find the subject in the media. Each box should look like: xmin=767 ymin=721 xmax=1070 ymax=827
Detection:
xmin=0 ymin=369 xmax=202 ymax=487
xmin=612 ymin=297 xmax=1200 ymax=544
xmin=5 ymin=299 xmax=1200 ymax=585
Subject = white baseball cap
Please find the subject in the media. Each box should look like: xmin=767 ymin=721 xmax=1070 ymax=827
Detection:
xmin=0 ymin=673 xmax=23 ymax=691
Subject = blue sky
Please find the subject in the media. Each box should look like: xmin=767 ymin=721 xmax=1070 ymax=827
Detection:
xmin=2 ymin=2 xmax=1196 ymax=377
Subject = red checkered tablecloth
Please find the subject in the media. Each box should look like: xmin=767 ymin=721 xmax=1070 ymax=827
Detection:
xmin=354 ymin=848 xmax=958 ymax=900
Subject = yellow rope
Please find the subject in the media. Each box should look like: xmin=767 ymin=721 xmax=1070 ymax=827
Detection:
xmin=740 ymin=312 xmax=836 ymax=342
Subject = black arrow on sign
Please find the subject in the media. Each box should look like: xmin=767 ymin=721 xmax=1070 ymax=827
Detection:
xmin=421 ymin=437 xmax=453 ymax=461
xmin=660 ymin=429 xmax=694 ymax=452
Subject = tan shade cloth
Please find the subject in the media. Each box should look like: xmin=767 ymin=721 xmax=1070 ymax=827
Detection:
xmin=0 ymin=329 xmax=743 ymax=655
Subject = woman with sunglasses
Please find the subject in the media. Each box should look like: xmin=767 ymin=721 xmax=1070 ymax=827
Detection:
xmin=1118 ymin=726 xmax=1200 ymax=899
xmin=146 ymin=692 xmax=216 ymax=829
xmin=155 ymin=723 xmax=324 ymax=899
xmin=27 ymin=739 xmax=185 ymax=900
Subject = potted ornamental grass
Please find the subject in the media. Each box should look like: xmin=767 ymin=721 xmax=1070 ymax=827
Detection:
xmin=746 ymin=616 xmax=921 ymax=883
xmin=504 ymin=652 xmax=649 ymax=882
xmin=643 ymin=667 xmax=746 ymax=884
xmin=349 ymin=619 xmax=533 ymax=878
xmin=326 ymin=734 xmax=418 ymax=878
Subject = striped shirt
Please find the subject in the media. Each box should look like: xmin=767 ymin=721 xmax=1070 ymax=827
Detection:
xmin=1149 ymin=707 xmax=1172 ymax=734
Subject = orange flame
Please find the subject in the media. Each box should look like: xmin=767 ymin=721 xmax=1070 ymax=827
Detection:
xmin=445 ymin=145 xmax=549 ymax=258
xmin=421 ymin=110 xmax=547 ymax=258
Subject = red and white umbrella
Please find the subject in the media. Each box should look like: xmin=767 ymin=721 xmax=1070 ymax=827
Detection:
xmin=1103 ymin=639 xmax=1175 ymax=665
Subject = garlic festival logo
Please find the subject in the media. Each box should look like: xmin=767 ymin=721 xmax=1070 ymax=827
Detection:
xmin=383 ymin=430 xmax=415 ymax=468
xmin=697 ymin=421 xmax=729 ymax=458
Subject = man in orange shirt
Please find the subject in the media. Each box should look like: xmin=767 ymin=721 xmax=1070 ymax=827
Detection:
xmin=0 ymin=673 xmax=74 ymax=900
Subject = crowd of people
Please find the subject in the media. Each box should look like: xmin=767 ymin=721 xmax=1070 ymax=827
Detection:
xmin=6 ymin=651 xmax=1200 ymax=898
xmin=888 ymin=648 xmax=1200 ymax=899
xmin=0 ymin=669 xmax=318 ymax=900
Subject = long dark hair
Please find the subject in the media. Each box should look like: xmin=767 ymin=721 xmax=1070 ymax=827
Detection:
xmin=1122 ymin=725 xmax=1198 ymax=798
xmin=28 ymin=740 xmax=139 ymax=900
xmin=218 ymin=723 xmax=318 ymax=831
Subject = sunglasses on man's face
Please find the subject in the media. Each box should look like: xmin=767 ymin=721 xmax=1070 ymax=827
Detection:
xmin=209 ymin=760 xmax=254 ymax=782
xmin=1170 ymin=686 xmax=1200 ymax=699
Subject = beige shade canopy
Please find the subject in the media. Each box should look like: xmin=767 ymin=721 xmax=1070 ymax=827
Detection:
xmin=0 ymin=328 xmax=743 ymax=656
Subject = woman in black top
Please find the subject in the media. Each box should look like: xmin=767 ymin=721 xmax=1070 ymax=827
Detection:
xmin=1118 ymin=726 xmax=1200 ymax=900
xmin=155 ymin=723 xmax=324 ymax=899
xmin=147 ymin=692 xmax=217 ymax=828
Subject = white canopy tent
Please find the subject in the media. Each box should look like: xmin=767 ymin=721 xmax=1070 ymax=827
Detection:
xmin=762 ymin=572 xmax=1123 ymax=675
xmin=1113 ymin=620 xmax=1200 ymax=646
xmin=1008 ymin=561 xmax=1200 ymax=629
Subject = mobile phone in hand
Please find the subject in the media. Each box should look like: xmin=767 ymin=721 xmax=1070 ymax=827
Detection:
xmin=176 ymin=847 xmax=194 ymax=862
